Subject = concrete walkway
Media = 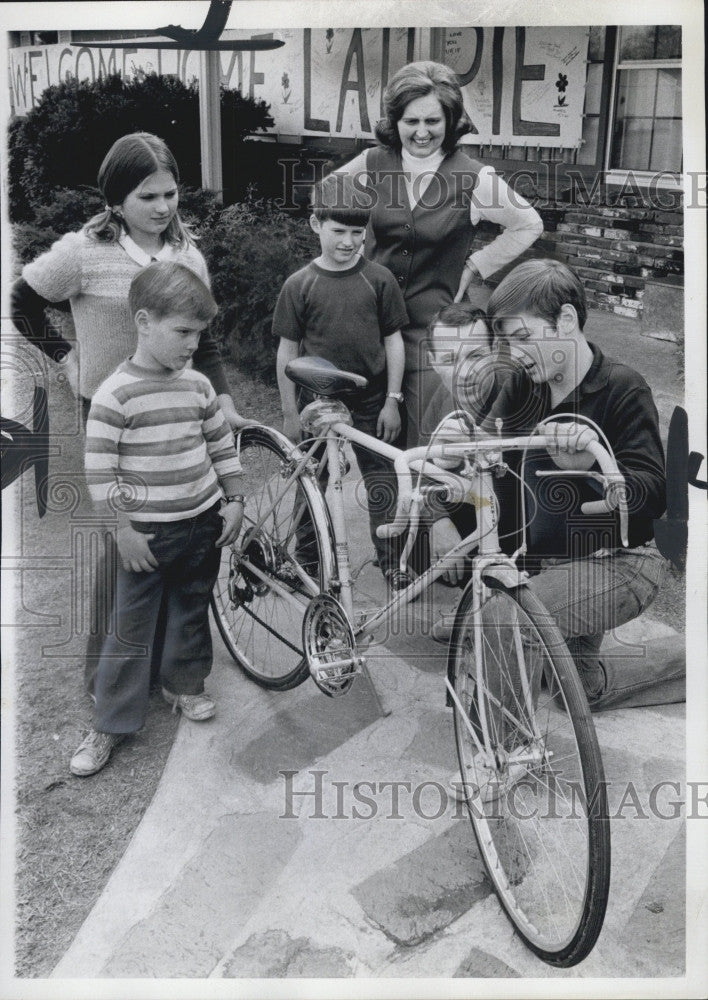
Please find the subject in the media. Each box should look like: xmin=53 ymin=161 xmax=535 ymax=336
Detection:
xmin=50 ymin=311 xmax=691 ymax=984
xmin=51 ymin=488 xmax=686 ymax=983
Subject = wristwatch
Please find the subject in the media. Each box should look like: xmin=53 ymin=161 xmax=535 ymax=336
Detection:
xmin=223 ymin=494 xmax=245 ymax=505
xmin=386 ymin=392 xmax=404 ymax=403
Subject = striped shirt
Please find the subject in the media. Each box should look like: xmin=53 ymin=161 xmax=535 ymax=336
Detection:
xmin=85 ymin=360 xmax=242 ymax=522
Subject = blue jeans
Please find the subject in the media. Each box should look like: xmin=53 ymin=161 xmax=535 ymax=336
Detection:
xmin=94 ymin=504 xmax=222 ymax=734
xmin=527 ymin=544 xmax=684 ymax=711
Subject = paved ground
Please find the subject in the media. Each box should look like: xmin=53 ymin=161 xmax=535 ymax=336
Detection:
xmin=51 ymin=543 xmax=686 ymax=982
xmin=11 ymin=309 xmax=703 ymax=988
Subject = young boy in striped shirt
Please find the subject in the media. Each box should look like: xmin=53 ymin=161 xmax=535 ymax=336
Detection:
xmin=71 ymin=262 xmax=244 ymax=776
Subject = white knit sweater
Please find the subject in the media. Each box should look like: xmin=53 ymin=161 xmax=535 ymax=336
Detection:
xmin=23 ymin=230 xmax=210 ymax=399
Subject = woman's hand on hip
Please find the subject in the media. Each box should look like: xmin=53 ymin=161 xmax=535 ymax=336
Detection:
xmin=453 ymin=262 xmax=481 ymax=303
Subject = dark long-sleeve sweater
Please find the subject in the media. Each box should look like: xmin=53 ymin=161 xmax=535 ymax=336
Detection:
xmin=482 ymin=342 xmax=666 ymax=560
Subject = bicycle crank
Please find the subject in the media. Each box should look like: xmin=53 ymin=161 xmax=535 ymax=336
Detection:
xmin=302 ymin=593 xmax=364 ymax=697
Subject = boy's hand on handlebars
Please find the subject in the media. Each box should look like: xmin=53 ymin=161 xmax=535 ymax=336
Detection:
xmin=431 ymin=516 xmax=466 ymax=585
xmin=116 ymin=524 xmax=159 ymax=573
xmin=217 ymin=501 xmax=244 ymax=547
xmin=544 ymin=421 xmax=598 ymax=470
xmin=377 ymin=398 xmax=401 ymax=443
xmin=433 ymin=414 xmax=469 ymax=469
xmin=282 ymin=412 xmax=302 ymax=443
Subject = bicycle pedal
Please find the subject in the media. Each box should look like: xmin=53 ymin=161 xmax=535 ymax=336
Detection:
xmin=309 ymin=650 xmax=364 ymax=696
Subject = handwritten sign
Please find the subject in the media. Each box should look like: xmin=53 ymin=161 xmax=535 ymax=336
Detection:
xmin=8 ymin=26 xmax=588 ymax=147
xmin=446 ymin=26 xmax=589 ymax=147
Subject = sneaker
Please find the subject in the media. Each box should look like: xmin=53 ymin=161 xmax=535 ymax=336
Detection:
xmin=162 ymin=688 xmax=216 ymax=721
xmin=70 ymin=729 xmax=120 ymax=777
xmin=384 ymin=567 xmax=421 ymax=602
xmin=449 ymin=754 xmax=528 ymax=804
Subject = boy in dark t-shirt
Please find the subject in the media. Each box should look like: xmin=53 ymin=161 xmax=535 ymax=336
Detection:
xmin=274 ymin=173 xmax=410 ymax=587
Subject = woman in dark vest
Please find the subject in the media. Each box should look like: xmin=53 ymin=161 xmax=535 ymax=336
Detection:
xmin=336 ymin=60 xmax=543 ymax=446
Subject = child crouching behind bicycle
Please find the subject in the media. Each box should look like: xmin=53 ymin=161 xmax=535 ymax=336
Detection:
xmin=274 ymin=173 xmax=412 ymax=589
xmin=430 ymin=258 xmax=683 ymax=711
xmin=71 ymin=262 xmax=245 ymax=776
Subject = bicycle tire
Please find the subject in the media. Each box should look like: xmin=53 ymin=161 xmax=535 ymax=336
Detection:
xmin=211 ymin=425 xmax=336 ymax=690
xmin=450 ymin=579 xmax=610 ymax=967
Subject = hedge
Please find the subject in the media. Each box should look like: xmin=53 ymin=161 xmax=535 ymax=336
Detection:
xmin=197 ymin=194 xmax=318 ymax=380
xmin=7 ymin=70 xmax=274 ymax=221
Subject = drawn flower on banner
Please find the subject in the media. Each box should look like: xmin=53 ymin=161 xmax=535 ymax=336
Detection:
xmin=556 ymin=72 xmax=568 ymax=106
xmin=326 ymin=29 xmax=334 ymax=54
xmin=281 ymin=71 xmax=291 ymax=103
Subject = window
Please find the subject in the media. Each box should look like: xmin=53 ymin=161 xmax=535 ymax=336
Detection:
xmin=609 ymin=26 xmax=682 ymax=173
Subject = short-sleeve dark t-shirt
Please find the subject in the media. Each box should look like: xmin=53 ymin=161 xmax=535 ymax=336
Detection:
xmin=272 ymin=257 xmax=408 ymax=378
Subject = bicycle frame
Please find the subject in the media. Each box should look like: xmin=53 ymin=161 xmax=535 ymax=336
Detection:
xmin=237 ymin=406 xmax=627 ymax=649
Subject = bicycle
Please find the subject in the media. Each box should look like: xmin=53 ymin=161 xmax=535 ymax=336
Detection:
xmin=211 ymin=355 xmax=630 ymax=967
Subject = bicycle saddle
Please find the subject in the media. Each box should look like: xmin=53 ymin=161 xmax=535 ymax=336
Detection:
xmin=285 ymin=356 xmax=368 ymax=396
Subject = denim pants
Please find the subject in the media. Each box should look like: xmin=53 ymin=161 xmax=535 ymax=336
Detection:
xmin=94 ymin=504 xmax=222 ymax=734
xmin=527 ymin=544 xmax=684 ymax=711
xmin=84 ymin=530 xmax=168 ymax=696
xmin=295 ymin=381 xmax=401 ymax=575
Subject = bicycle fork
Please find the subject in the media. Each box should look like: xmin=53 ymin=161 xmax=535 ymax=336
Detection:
xmin=446 ymin=570 xmax=546 ymax=770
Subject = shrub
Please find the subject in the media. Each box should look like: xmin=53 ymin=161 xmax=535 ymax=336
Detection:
xmin=12 ymin=222 xmax=62 ymax=269
xmin=177 ymin=187 xmax=223 ymax=229
xmin=198 ymin=193 xmax=318 ymax=381
xmin=7 ymin=71 xmax=274 ymax=221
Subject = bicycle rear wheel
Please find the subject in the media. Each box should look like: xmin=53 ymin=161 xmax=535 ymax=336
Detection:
xmin=450 ymin=580 xmax=610 ymax=967
xmin=211 ymin=425 xmax=335 ymax=690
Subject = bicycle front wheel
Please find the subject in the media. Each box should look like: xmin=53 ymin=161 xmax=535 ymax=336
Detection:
xmin=450 ymin=580 xmax=610 ymax=967
xmin=211 ymin=425 xmax=335 ymax=690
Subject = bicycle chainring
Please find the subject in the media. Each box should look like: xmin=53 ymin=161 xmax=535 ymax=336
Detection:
xmin=302 ymin=593 xmax=362 ymax=697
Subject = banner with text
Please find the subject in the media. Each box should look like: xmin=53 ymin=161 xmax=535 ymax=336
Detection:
xmin=9 ymin=26 xmax=588 ymax=147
